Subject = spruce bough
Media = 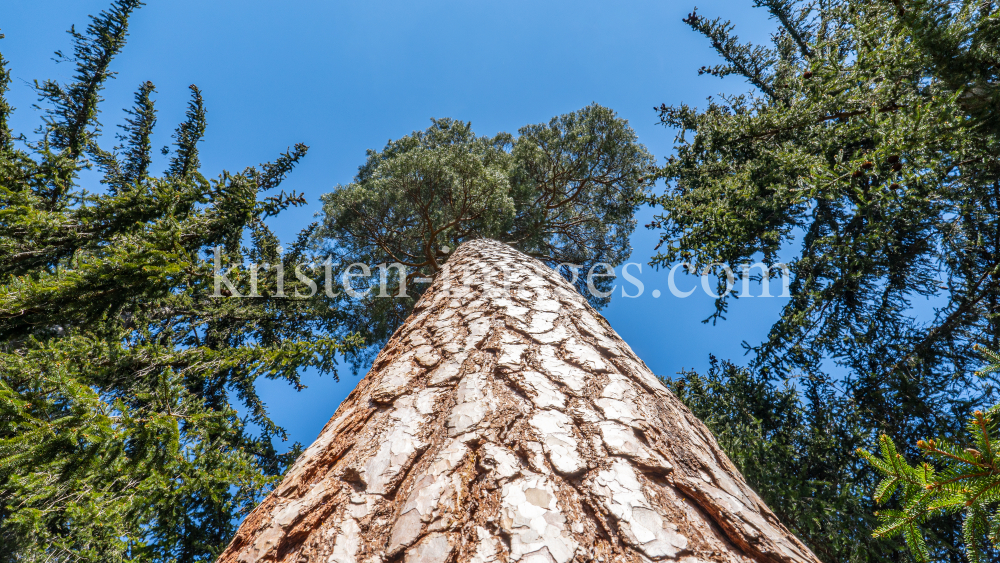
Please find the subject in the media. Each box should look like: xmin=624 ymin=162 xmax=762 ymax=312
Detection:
xmin=862 ymin=348 xmax=1000 ymax=563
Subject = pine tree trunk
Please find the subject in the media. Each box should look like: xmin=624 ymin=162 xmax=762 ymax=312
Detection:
xmin=218 ymin=240 xmax=822 ymax=563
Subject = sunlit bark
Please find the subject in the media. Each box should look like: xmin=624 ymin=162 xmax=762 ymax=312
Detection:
xmin=219 ymin=239 xmax=821 ymax=563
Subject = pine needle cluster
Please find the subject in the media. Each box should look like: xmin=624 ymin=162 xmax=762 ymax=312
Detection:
xmin=862 ymin=347 xmax=1000 ymax=563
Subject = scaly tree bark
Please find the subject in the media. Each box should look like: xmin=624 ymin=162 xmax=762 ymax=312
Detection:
xmin=219 ymin=240 xmax=820 ymax=563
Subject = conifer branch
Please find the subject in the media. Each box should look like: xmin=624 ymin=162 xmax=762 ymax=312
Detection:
xmin=253 ymin=143 xmax=308 ymax=192
xmin=117 ymin=81 xmax=157 ymax=188
xmin=683 ymin=9 xmax=778 ymax=100
xmin=863 ymin=349 xmax=1000 ymax=562
xmin=167 ymin=85 xmax=206 ymax=180
xmin=36 ymin=0 xmax=144 ymax=159
xmin=0 ymin=32 xmax=13 ymax=152
xmin=753 ymin=0 xmax=814 ymax=58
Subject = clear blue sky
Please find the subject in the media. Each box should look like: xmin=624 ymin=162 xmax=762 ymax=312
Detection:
xmin=4 ymin=0 xmax=788 ymax=450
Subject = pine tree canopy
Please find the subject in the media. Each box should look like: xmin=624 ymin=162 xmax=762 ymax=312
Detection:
xmin=653 ymin=0 xmax=1000 ymax=561
xmin=314 ymin=108 xmax=655 ymax=361
xmin=0 ymin=2 xmax=359 ymax=561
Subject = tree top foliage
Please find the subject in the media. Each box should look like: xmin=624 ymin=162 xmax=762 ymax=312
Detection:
xmin=316 ymin=104 xmax=655 ymax=359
